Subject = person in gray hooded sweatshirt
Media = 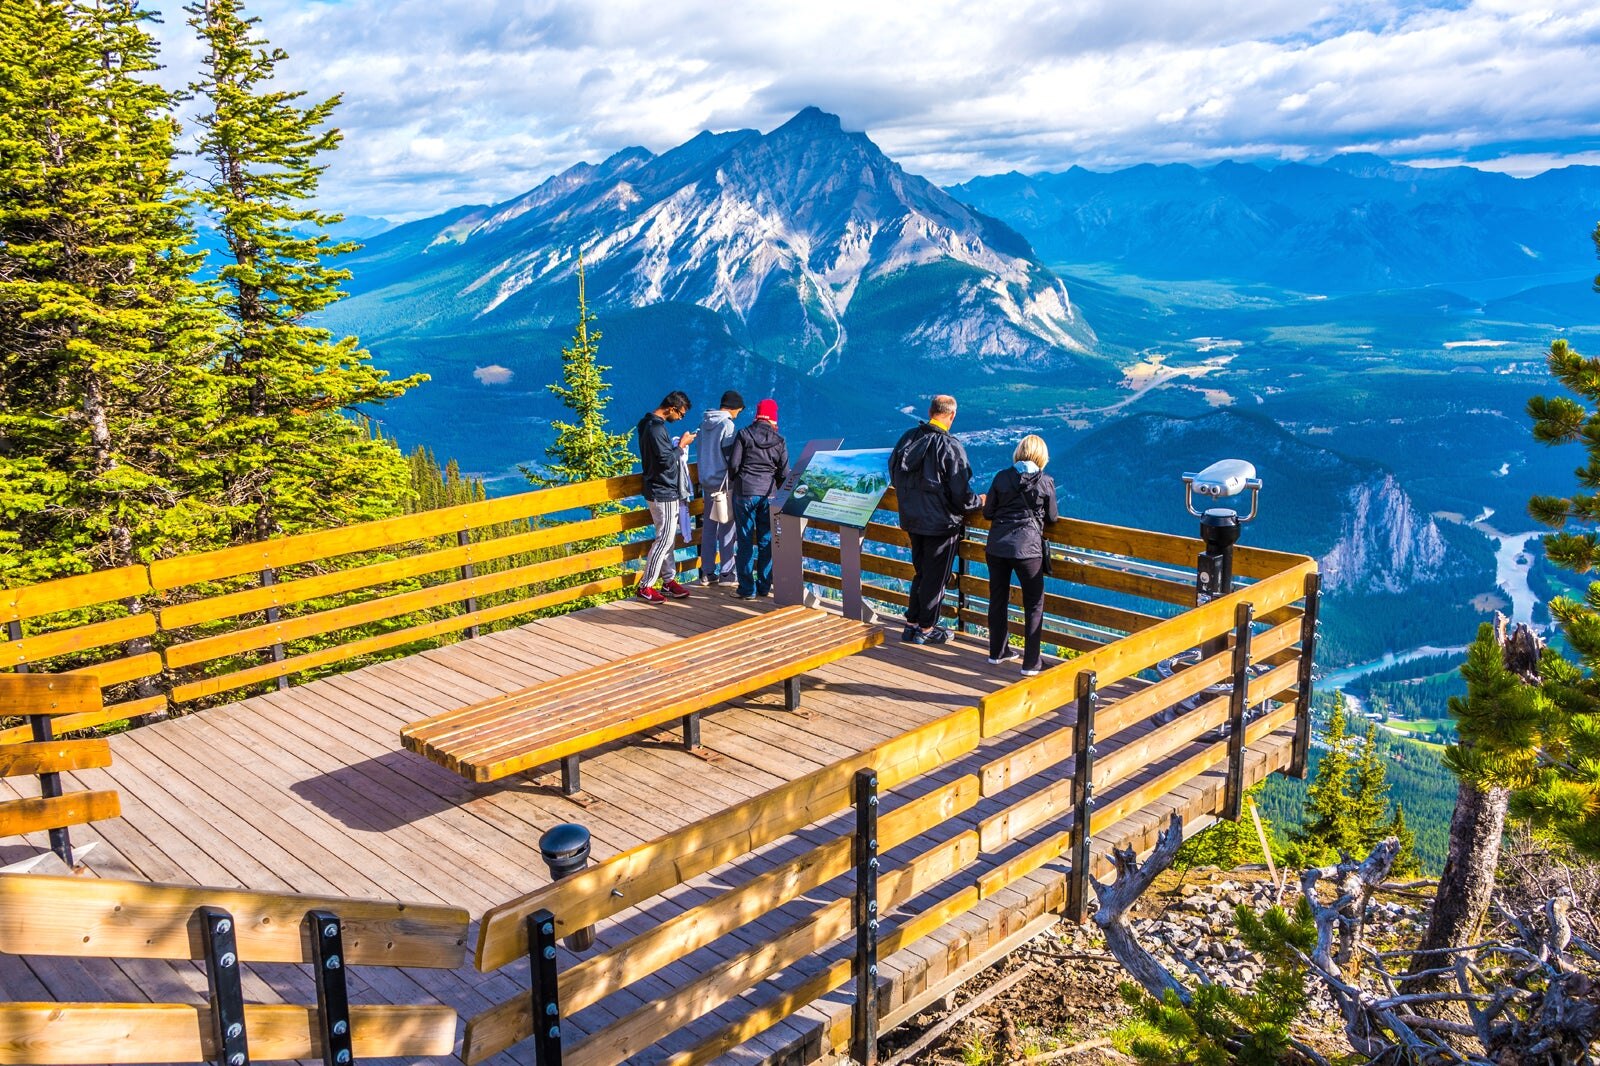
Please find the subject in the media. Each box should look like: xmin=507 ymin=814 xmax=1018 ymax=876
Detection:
xmin=695 ymin=390 xmax=744 ymax=584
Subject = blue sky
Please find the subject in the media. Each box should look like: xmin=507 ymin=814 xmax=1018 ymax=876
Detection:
xmin=149 ymin=0 xmax=1600 ymax=220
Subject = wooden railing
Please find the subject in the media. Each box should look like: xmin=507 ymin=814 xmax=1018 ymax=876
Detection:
xmin=0 ymin=472 xmax=1320 ymax=1065
xmin=457 ymin=540 xmax=1319 ymax=1065
xmin=0 ymin=676 xmax=121 ymax=866
xmin=800 ymin=487 xmax=1309 ymax=653
xmin=1 ymin=473 xmax=698 ymax=741
xmin=0 ymin=874 xmax=468 ymax=1064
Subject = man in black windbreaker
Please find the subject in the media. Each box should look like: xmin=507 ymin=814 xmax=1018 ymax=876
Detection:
xmin=889 ymin=394 xmax=983 ymax=645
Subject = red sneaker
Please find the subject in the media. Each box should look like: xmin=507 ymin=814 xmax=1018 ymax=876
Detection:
xmin=662 ymin=579 xmax=692 ymax=599
xmin=636 ymin=584 xmax=667 ymax=604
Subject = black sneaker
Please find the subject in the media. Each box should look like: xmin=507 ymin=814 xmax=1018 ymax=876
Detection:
xmin=909 ymin=626 xmax=951 ymax=646
xmin=987 ymin=648 xmax=1022 ymax=666
xmin=900 ymin=624 xmax=920 ymax=642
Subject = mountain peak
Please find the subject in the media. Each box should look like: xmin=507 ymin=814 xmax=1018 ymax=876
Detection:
xmin=348 ymin=109 xmax=1098 ymax=376
xmin=775 ymin=106 xmax=845 ymax=134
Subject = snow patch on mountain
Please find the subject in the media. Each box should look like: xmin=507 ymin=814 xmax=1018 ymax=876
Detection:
xmin=418 ymin=108 xmax=1096 ymax=369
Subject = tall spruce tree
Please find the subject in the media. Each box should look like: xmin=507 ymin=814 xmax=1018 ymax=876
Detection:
xmin=528 ymin=254 xmax=635 ymax=491
xmin=1289 ymin=698 xmax=1406 ymax=865
xmin=1433 ymin=224 xmax=1600 ymax=858
xmin=186 ymin=0 xmax=422 ymax=543
xmin=0 ymin=0 xmax=220 ymax=585
xmin=1410 ymin=222 xmax=1600 ymax=984
xmin=1290 ymin=698 xmax=1357 ymax=860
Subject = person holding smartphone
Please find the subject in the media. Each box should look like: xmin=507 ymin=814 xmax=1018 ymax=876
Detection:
xmin=635 ymin=391 xmax=695 ymax=603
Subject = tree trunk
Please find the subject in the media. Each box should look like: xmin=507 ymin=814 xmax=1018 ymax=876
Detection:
xmin=1403 ymin=778 xmax=1509 ymax=990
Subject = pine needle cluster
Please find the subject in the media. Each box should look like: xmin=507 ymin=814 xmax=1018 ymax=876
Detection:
xmin=1114 ymin=901 xmax=1316 ymax=1065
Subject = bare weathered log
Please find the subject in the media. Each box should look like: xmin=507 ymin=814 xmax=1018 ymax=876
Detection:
xmin=1090 ymin=812 xmax=1189 ymax=1004
xmin=1302 ymin=838 xmax=1400 ymax=981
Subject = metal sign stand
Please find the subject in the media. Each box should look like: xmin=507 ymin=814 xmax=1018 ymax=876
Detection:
xmin=839 ymin=525 xmax=866 ymax=621
xmin=772 ymin=438 xmax=843 ymax=607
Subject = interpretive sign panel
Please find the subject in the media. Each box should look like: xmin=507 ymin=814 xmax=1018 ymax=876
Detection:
xmin=779 ymin=448 xmax=892 ymax=529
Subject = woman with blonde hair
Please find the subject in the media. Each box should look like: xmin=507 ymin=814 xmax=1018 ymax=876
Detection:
xmin=981 ymin=434 xmax=1059 ymax=676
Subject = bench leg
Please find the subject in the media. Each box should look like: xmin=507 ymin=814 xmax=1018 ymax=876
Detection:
xmin=683 ymin=712 xmax=701 ymax=750
xmin=785 ymin=677 xmax=801 ymax=711
xmin=560 ymin=755 xmax=581 ymax=796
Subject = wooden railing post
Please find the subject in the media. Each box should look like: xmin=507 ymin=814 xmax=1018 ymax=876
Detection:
xmin=259 ymin=567 xmax=289 ymax=692
xmin=1290 ymin=573 xmax=1321 ymax=779
xmin=199 ymin=905 xmax=251 ymax=1066
xmin=1223 ymin=603 xmax=1255 ymax=821
xmin=458 ymin=529 xmax=480 ymax=640
xmin=852 ymin=767 xmax=880 ymax=1066
xmin=307 ymin=910 xmax=354 ymax=1066
xmin=1066 ymin=670 xmax=1098 ymax=923
xmin=26 ymin=713 xmax=73 ymax=866
xmin=4 ymin=624 xmax=74 ymax=865
xmin=528 ymin=909 xmax=564 ymax=1066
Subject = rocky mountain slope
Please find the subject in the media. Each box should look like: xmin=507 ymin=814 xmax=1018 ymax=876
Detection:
xmin=328 ymin=108 xmax=1099 ymax=380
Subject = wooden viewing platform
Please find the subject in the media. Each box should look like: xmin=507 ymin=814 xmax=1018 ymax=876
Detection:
xmin=0 ymin=472 xmax=1319 ymax=1066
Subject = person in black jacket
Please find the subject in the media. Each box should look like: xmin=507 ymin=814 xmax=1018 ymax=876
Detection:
xmin=728 ymin=399 xmax=789 ymax=598
xmin=889 ymin=394 xmax=984 ymax=645
xmin=982 ymin=434 xmax=1059 ymax=675
xmin=635 ymin=391 xmax=695 ymax=604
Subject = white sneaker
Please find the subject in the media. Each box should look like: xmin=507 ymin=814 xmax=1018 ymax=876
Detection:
xmin=1020 ymin=664 xmax=1043 ymax=677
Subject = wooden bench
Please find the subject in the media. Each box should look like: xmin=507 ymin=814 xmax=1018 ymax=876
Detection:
xmin=400 ymin=605 xmax=883 ymax=793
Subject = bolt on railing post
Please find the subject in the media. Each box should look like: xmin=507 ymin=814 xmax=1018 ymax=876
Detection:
xmin=7 ymin=624 xmax=73 ymax=865
xmin=1067 ymin=670 xmax=1098 ymax=924
xmin=199 ymin=906 xmax=250 ymax=1066
xmin=306 ymin=910 xmax=353 ymax=1066
xmin=457 ymin=529 xmax=480 ymax=640
xmin=1224 ymin=603 xmax=1255 ymax=821
xmin=527 ymin=909 xmax=564 ymax=1066
xmin=1290 ymin=573 xmax=1321 ymax=779
xmin=852 ymin=767 xmax=880 ymax=1066
xmin=259 ymin=567 xmax=288 ymax=692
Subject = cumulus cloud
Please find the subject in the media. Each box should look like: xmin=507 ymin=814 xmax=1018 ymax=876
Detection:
xmin=472 ymin=365 xmax=514 ymax=385
xmin=146 ymin=0 xmax=1600 ymax=220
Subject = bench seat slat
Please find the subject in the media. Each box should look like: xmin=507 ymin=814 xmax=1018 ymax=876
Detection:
xmin=401 ymin=606 xmax=882 ymax=785
xmin=456 ymin=628 xmax=882 ymax=776
xmin=432 ymin=618 xmax=861 ymax=761
xmin=402 ymin=606 xmax=828 ymax=740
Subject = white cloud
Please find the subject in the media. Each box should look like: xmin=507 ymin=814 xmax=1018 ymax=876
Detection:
xmin=145 ymin=0 xmax=1600 ymax=219
xmin=472 ymin=365 xmax=514 ymax=385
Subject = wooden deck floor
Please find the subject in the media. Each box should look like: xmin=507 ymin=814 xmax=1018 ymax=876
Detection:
xmin=0 ymin=589 xmax=1298 ymax=1066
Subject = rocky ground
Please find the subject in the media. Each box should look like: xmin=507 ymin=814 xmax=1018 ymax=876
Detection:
xmin=876 ymin=866 xmax=1430 ymax=1065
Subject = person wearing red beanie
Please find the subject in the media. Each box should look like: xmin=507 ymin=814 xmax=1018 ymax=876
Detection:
xmin=728 ymin=399 xmax=789 ymax=598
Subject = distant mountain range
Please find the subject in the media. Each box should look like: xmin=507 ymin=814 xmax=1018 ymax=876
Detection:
xmin=952 ymin=156 xmax=1600 ymax=291
xmin=330 ymin=107 xmax=1099 ymax=384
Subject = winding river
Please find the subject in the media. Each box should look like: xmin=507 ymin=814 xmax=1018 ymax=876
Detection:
xmin=1322 ymin=507 xmax=1544 ymax=690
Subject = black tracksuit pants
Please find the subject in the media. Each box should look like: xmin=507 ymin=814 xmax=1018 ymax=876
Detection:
xmin=906 ymin=531 xmax=962 ymax=629
xmin=986 ymin=554 xmax=1046 ymax=668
